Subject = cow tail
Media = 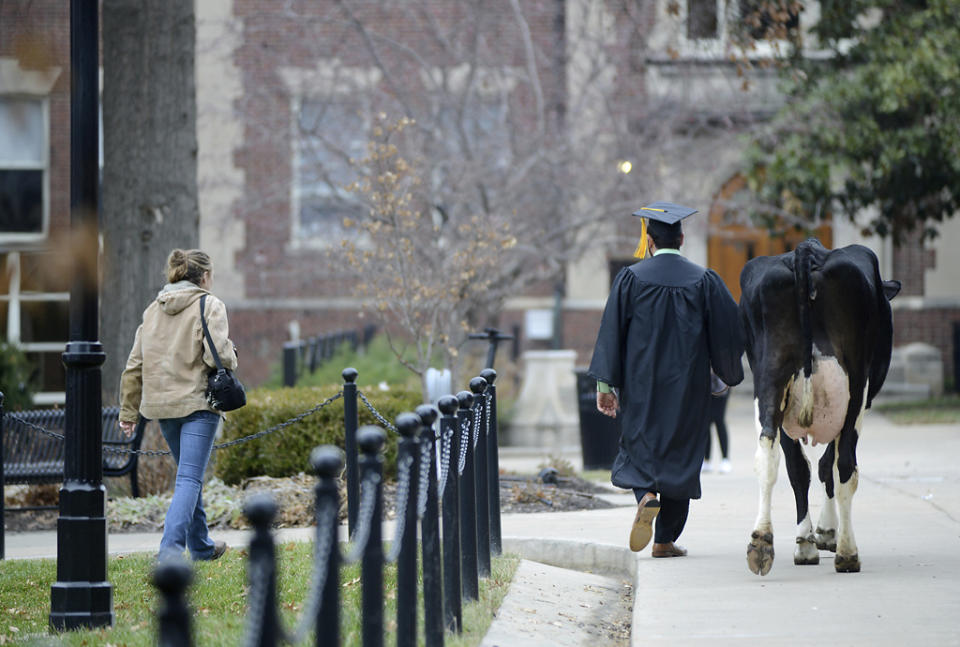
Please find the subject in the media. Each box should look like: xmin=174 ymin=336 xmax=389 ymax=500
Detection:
xmin=794 ymin=242 xmax=815 ymax=427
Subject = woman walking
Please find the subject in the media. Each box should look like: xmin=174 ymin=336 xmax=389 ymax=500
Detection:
xmin=703 ymin=371 xmax=732 ymax=473
xmin=119 ymin=249 xmax=237 ymax=560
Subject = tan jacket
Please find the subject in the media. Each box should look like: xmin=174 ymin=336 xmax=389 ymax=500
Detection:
xmin=119 ymin=281 xmax=238 ymax=423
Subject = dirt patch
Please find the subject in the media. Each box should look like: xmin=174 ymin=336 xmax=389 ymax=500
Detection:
xmin=499 ymin=474 xmax=619 ymax=514
xmin=3 ymin=472 xmax=621 ymax=534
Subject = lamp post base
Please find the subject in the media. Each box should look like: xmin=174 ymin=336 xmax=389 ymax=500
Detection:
xmin=49 ymin=483 xmax=113 ymax=630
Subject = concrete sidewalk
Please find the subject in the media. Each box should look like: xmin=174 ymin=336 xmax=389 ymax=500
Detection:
xmin=4 ymin=393 xmax=960 ymax=646
xmin=495 ymin=392 xmax=960 ymax=646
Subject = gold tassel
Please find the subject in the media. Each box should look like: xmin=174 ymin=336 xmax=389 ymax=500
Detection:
xmin=633 ymin=217 xmax=648 ymax=259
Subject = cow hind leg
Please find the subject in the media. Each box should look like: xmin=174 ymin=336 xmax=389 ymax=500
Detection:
xmin=747 ymin=400 xmax=779 ymax=576
xmin=833 ymin=390 xmax=865 ymax=573
xmin=815 ymin=443 xmax=838 ymax=551
xmin=834 ymin=465 xmax=859 ymax=572
xmin=781 ymin=434 xmax=818 ymax=565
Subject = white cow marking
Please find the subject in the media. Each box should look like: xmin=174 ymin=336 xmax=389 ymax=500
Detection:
xmin=752 ymin=399 xmax=779 ymax=535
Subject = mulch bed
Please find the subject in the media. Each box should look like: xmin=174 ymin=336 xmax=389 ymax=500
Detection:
xmin=3 ymin=473 xmax=623 ymax=534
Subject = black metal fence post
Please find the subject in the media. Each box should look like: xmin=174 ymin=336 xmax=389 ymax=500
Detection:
xmin=358 ymin=426 xmax=385 ymax=647
xmin=415 ymin=404 xmax=444 ymax=647
xmin=153 ymin=559 xmax=194 ymax=647
xmin=456 ymin=390 xmax=479 ymax=601
xmin=480 ymin=369 xmax=502 ymax=556
xmin=394 ymin=413 xmax=421 ymax=647
xmin=245 ymin=494 xmax=280 ymax=647
xmin=310 ymin=446 xmax=343 ymax=647
xmin=468 ymin=328 xmax=514 ymax=370
xmin=283 ymin=343 xmax=298 ymax=387
xmin=343 ymin=367 xmax=360 ymax=535
xmin=438 ymin=395 xmax=462 ymax=633
xmin=469 ymin=377 xmax=491 ymax=578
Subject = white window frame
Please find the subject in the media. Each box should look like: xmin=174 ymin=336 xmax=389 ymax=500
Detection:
xmin=0 ymin=94 xmax=51 ymax=243
xmin=0 ymin=251 xmax=68 ymax=405
xmin=0 ymin=60 xmax=65 ymax=404
xmin=653 ymin=0 xmax=808 ymax=60
xmin=290 ymin=93 xmax=371 ymax=250
xmin=279 ymin=62 xmax=381 ymax=251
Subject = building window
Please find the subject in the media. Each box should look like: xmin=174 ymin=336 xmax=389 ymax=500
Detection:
xmin=687 ymin=0 xmax=719 ymax=39
xmin=0 ymin=251 xmax=69 ymax=404
xmin=295 ymin=98 xmax=368 ymax=242
xmin=0 ymin=97 xmax=48 ymax=240
xmin=737 ymin=0 xmax=800 ymax=41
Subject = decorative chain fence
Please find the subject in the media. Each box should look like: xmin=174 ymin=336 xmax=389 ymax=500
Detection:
xmin=2 ymin=392 xmax=345 ymax=457
xmin=148 ymin=367 xmax=504 ymax=647
xmin=0 ymin=361 xmax=506 ymax=647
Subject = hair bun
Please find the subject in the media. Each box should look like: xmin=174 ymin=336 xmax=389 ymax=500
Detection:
xmin=165 ymin=248 xmax=213 ymax=285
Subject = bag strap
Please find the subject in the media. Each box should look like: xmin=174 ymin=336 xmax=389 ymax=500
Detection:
xmin=199 ymin=294 xmax=225 ymax=371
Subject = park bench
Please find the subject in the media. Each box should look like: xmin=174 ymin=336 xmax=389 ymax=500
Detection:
xmin=1 ymin=406 xmax=146 ymax=507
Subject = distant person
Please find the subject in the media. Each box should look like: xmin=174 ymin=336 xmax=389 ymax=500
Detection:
xmin=118 ymin=249 xmax=237 ymax=561
xmin=588 ymin=202 xmax=743 ymax=558
xmin=703 ymin=372 xmax=732 ymax=473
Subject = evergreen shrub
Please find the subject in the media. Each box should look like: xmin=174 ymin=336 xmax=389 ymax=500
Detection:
xmin=214 ymin=385 xmax=421 ymax=484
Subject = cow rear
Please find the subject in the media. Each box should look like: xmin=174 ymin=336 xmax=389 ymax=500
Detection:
xmin=739 ymin=238 xmax=900 ymax=575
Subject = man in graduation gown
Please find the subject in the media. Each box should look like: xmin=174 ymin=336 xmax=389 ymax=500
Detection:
xmin=587 ymin=202 xmax=744 ymax=557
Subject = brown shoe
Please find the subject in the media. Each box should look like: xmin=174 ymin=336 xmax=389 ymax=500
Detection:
xmin=651 ymin=542 xmax=688 ymax=558
xmin=629 ymin=492 xmax=660 ymax=552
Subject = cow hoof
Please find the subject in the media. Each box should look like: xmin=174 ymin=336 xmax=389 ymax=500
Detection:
xmin=794 ymin=535 xmax=820 ymax=565
xmin=815 ymin=527 xmax=837 ymax=552
xmin=747 ymin=531 xmax=775 ymax=576
xmin=835 ymin=553 xmax=861 ymax=573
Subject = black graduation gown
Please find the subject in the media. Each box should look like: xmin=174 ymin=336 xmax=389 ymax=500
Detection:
xmin=587 ymin=253 xmax=744 ymax=499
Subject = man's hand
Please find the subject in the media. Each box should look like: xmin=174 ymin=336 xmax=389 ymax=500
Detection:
xmin=597 ymin=391 xmax=618 ymax=418
xmin=119 ymin=420 xmax=136 ymax=438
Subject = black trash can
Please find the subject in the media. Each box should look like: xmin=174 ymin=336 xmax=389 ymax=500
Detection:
xmin=575 ymin=370 xmax=621 ymax=470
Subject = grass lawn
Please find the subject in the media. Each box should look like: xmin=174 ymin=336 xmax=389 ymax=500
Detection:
xmin=873 ymin=394 xmax=960 ymax=424
xmin=0 ymin=543 xmax=518 ymax=646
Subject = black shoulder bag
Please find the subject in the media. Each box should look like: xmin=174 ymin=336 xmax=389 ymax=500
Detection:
xmin=200 ymin=294 xmax=246 ymax=412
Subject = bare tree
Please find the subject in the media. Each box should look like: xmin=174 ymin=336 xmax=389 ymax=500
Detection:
xmin=206 ymin=0 xmax=761 ymax=385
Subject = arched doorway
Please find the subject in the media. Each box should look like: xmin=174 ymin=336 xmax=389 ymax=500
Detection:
xmin=707 ymin=175 xmax=832 ymax=301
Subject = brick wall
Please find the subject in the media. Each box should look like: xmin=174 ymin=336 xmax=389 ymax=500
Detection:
xmin=892 ymin=307 xmax=960 ymax=390
xmin=892 ymin=229 xmax=936 ymax=297
xmin=1 ymin=1 xmax=71 ymax=238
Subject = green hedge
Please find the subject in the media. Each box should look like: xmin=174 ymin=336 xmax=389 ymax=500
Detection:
xmin=213 ymin=385 xmax=422 ymax=485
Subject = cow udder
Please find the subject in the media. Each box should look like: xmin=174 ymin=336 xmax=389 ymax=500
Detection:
xmin=781 ymin=355 xmax=849 ymax=446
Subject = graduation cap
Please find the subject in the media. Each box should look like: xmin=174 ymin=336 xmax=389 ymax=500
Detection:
xmin=631 ymin=201 xmax=698 ymax=259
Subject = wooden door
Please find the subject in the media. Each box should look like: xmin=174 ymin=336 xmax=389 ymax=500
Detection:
xmin=707 ymin=175 xmax=832 ymax=302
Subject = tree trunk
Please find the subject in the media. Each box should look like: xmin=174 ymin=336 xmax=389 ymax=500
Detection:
xmin=100 ymin=0 xmax=199 ymax=404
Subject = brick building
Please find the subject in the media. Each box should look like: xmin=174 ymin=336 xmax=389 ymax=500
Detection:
xmin=2 ymin=0 xmax=958 ymax=402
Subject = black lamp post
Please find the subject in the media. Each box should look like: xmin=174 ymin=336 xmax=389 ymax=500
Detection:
xmin=49 ymin=0 xmax=113 ymax=630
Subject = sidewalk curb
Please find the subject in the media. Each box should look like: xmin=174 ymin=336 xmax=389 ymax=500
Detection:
xmin=501 ymin=536 xmax=636 ymax=581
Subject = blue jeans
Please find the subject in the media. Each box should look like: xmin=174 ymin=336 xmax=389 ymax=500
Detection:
xmin=158 ymin=410 xmax=221 ymax=560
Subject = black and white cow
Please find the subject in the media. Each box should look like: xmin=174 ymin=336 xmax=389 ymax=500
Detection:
xmin=739 ymin=238 xmax=901 ymax=575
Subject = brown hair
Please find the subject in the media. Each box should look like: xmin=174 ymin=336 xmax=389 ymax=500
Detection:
xmin=165 ymin=249 xmax=212 ymax=285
